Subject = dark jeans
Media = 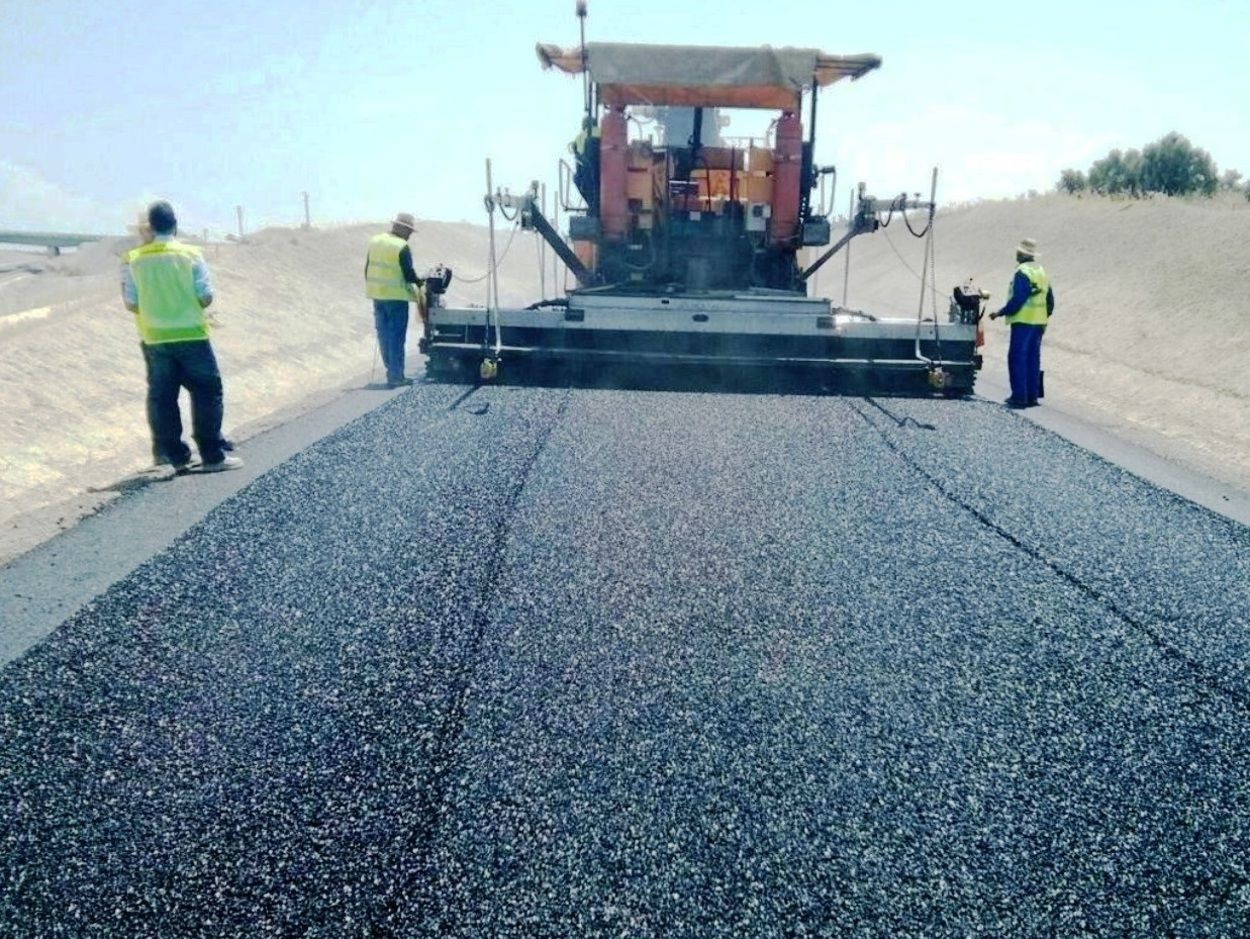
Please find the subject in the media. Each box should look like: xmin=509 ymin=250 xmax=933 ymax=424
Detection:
xmin=1007 ymin=323 xmax=1045 ymax=404
xmin=373 ymin=300 xmax=409 ymax=382
xmin=143 ymin=340 xmax=226 ymax=465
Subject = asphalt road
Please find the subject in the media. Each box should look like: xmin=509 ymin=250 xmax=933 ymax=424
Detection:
xmin=2 ymin=381 xmax=1249 ymax=936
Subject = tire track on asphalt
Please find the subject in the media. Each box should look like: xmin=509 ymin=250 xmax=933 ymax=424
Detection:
xmin=374 ymin=387 xmax=572 ymax=934
xmin=851 ymin=398 xmax=1250 ymax=714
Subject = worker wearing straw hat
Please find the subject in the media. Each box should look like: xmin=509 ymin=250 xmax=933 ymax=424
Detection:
xmin=364 ymin=212 xmax=425 ymax=387
xmin=989 ymin=237 xmax=1055 ymax=408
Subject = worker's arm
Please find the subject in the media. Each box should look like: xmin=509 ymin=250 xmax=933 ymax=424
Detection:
xmin=398 ymin=245 xmax=425 ymax=288
xmin=1046 ymin=285 xmax=1055 ymax=318
xmin=990 ymin=271 xmax=1031 ymax=319
xmin=193 ymin=255 xmax=214 ymax=309
xmin=121 ymin=264 xmax=140 ymax=313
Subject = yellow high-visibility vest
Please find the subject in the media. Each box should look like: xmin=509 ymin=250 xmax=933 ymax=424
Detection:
xmin=365 ymin=233 xmax=417 ymax=301
xmin=1006 ymin=262 xmax=1049 ymax=327
xmin=127 ymin=241 xmax=209 ymax=344
xmin=571 ymin=122 xmax=600 ymax=156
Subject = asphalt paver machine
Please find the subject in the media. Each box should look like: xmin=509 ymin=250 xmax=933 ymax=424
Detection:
xmin=425 ymin=10 xmax=983 ymax=393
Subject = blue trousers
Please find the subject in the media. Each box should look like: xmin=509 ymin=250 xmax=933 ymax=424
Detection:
xmin=143 ymin=340 xmax=226 ymax=465
xmin=373 ymin=300 xmax=409 ymax=382
xmin=1007 ymin=323 xmax=1045 ymax=404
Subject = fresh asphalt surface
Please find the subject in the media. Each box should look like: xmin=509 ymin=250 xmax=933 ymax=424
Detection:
xmin=2 ymin=377 xmax=1249 ymax=936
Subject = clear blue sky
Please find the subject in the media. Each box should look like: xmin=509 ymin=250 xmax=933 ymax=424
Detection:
xmin=2 ymin=0 xmax=1246 ymax=235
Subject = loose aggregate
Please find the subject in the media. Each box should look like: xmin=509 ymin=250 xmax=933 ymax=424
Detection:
xmin=2 ymin=381 xmax=1248 ymax=937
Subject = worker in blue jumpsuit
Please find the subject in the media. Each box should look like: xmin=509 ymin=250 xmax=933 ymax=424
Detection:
xmin=989 ymin=237 xmax=1055 ymax=408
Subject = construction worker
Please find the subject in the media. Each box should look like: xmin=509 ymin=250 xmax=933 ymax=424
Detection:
xmin=989 ymin=237 xmax=1055 ymax=408
xmin=570 ymin=116 xmax=601 ymax=211
xmin=122 ymin=201 xmax=242 ymax=473
xmin=364 ymin=212 xmax=424 ymax=388
xmin=121 ymin=214 xmax=235 ymax=468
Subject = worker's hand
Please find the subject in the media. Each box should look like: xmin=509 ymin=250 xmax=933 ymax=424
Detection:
xmin=988 ymin=311 xmax=1000 ymax=320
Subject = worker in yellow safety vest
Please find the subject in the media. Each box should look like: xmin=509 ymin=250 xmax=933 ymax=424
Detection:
xmin=365 ymin=212 xmax=425 ymax=388
xmin=989 ymin=237 xmax=1055 ymax=409
xmin=570 ymin=117 xmax=601 ymax=210
xmin=122 ymin=201 xmax=242 ymax=473
xmin=121 ymin=212 xmax=236 ymax=468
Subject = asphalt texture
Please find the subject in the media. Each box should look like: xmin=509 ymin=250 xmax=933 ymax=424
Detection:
xmin=2 ymin=380 xmax=1249 ymax=936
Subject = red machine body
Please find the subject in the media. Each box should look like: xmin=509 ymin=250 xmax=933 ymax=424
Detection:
xmin=599 ymin=107 xmax=629 ymax=240
xmin=769 ymin=110 xmax=802 ymax=242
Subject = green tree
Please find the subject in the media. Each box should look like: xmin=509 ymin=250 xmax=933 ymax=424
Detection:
xmin=1088 ymin=149 xmax=1139 ymax=195
xmin=1122 ymin=149 xmax=1144 ymax=197
xmin=1220 ymin=168 xmax=1243 ymax=190
xmin=1057 ymin=168 xmax=1087 ymax=194
xmin=1087 ymin=151 xmax=1114 ymax=194
xmin=1139 ymin=132 xmax=1218 ymax=196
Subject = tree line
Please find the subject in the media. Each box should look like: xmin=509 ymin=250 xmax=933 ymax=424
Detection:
xmin=1057 ymin=132 xmax=1246 ymax=199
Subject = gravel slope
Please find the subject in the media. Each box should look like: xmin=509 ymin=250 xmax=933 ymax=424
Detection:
xmin=2 ymin=383 xmax=1248 ymax=936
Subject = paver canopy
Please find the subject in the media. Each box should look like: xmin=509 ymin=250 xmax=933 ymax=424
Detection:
xmin=536 ymin=41 xmax=881 ymax=109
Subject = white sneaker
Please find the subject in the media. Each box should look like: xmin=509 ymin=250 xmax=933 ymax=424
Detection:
xmin=200 ymin=455 xmax=244 ymax=473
